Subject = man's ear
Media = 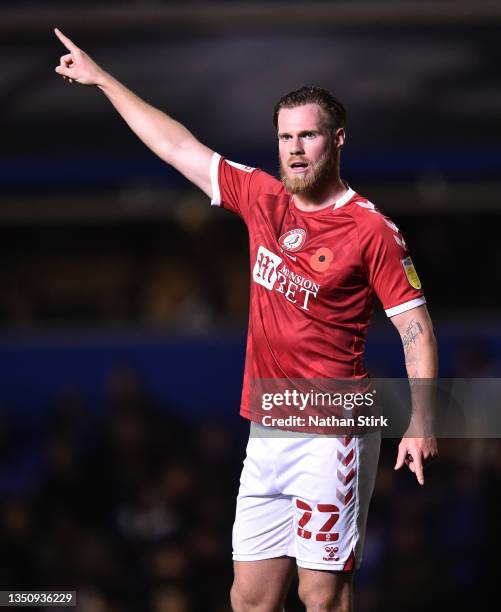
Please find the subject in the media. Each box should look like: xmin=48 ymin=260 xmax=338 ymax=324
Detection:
xmin=334 ymin=128 xmax=345 ymax=149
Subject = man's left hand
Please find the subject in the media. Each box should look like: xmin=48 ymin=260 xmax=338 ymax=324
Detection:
xmin=394 ymin=437 xmax=438 ymax=485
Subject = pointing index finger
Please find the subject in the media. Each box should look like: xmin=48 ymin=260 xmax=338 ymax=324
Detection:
xmin=54 ymin=27 xmax=78 ymax=52
xmin=413 ymin=453 xmax=424 ymax=485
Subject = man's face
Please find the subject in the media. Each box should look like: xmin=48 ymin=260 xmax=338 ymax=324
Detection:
xmin=277 ymin=103 xmax=343 ymax=195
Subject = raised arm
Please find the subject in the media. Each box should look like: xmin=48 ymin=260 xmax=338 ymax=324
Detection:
xmin=54 ymin=28 xmax=214 ymax=197
xmin=390 ymin=304 xmax=438 ymax=484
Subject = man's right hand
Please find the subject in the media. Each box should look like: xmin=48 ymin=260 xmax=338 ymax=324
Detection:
xmin=54 ymin=28 xmax=107 ymax=87
xmin=53 ymin=27 xmax=214 ymax=198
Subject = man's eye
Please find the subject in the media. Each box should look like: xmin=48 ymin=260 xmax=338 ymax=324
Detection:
xmin=304 ymin=132 xmax=315 ymax=138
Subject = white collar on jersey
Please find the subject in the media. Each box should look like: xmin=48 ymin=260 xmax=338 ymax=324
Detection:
xmin=333 ymin=186 xmax=356 ymax=210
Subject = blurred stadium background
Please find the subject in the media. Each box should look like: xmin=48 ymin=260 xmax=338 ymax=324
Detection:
xmin=0 ymin=1 xmax=500 ymax=610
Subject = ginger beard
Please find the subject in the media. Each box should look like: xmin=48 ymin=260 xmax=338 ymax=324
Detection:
xmin=279 ymin=138 xmax=337 ymax=197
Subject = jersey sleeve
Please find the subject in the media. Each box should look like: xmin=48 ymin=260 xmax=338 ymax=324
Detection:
xmin=209 ymin=152 xmax=268 ymax=224
xmin=357 ymin=205 xmax=426 ymax=317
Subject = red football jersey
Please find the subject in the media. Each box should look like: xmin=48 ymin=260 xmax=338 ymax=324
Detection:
xmin=210 ymin=154 xmax=425 ymax=421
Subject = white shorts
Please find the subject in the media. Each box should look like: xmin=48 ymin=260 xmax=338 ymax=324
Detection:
xmin=232 ymin=423 xmax=380 ymax=571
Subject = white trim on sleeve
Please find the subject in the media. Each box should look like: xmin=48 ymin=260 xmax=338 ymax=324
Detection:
xmin=210 ymin=152 xmax=222 ymax=206
xmin=385 ymin=296 xmax=426 ymax=318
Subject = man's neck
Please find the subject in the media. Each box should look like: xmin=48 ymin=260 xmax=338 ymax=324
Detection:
xmin=293 ymin=178 xmax=348 ymax=213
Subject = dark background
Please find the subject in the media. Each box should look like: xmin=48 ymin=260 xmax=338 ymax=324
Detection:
xmin=0 ymin=1 xmax=500 ymax=611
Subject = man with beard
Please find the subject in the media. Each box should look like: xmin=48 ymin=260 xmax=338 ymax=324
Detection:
xmin=54 ymin=28 xmax=438 ymax=612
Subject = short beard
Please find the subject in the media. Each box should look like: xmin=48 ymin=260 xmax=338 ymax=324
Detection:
xmin=280 ymin=144 xmax=337 ymax=197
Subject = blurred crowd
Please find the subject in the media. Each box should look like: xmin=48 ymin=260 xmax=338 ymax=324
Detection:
xmin=0 ymin=369 xmax=243 ymax=612
xmin=0 ymin=207 xmax=249 ymax=332
xmin=0 ymin=366 xmax=499 ymax=612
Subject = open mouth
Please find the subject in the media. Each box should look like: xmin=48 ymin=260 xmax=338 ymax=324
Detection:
xmin=289 ymin=161 xmax=309 ymax=172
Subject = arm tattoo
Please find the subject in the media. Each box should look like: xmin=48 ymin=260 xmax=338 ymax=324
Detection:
xmin=402 ymin=320 xmax=423 ymax=357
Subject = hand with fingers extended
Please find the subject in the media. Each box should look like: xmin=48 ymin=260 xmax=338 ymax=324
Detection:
xmin=394 ymin=436 xmax=438 ymax=485
xmin=54 ymin=27 xmax=107 ymax=86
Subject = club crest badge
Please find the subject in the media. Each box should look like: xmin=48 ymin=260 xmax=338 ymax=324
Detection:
xmin=278 ymin=228 xmax=307 ymax=253
xmin=401 ymin=256 xmax=422 ymax=289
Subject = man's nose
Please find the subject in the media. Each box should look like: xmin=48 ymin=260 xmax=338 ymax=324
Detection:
xmin=289 ymin=136 xmax=304 ymax=155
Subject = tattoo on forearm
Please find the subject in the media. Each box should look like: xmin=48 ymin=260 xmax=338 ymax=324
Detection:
xmin=402 ymin=320 xmax=423 ymax=357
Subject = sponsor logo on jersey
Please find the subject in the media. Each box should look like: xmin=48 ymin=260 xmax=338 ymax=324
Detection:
xmin=323 ymin=545 xmax=339 ymax=561
xmin=278 ymin=228 xmax=307 ymax=253
xmin=401 ymin=256 xmax=422 ymax=290
xmin=253 ymin=246 xmax=283 ymax=290
xmin=252 ymin=246 xmax=321 ymax=310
